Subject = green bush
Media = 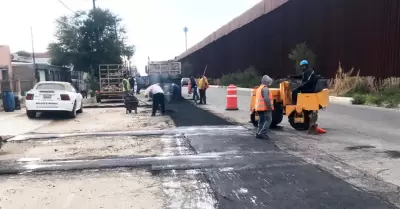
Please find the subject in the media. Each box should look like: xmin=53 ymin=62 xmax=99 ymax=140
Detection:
xmin=351 ymin=86 xmax=400 ymax=108
xmin=351 ymin=94 xmax=367 ymax=105
xmin=380 ymin=86 xmax=400 ymax=108
xmin=220 ymin=66 xmax=260 ymax=88
xmin=366 ymin=95 xmax=383 ymax=106
xmin=288 ymin=42 xmax=316 ymax=74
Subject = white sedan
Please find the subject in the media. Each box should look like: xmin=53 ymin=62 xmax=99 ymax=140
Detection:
xmin=25 ymin=81 xmax=83 ymax=119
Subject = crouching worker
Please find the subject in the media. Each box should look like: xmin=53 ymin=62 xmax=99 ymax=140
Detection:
xmin=255 ymin=75 xmax=274 ymax=140
xmin=145 ymin=83 xmax=166 ymax=116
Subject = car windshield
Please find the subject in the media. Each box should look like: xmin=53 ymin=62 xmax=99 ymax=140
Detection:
xmin=36 ymin=83 xmax=66 ymax=90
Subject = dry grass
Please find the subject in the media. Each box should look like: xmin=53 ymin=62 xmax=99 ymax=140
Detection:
xmin=330 ymin=62 xmax=376 ymax=96
xmin=330 ymin=62 xmax=400 ymax=107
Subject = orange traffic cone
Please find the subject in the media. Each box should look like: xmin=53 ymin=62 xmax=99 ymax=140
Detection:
xmin=308 ymin=124 xmax=327 ymax=135
xmin=226 ymin=84 xmax=238 ymax=110
xmin=316 ymin=126 xmax=327 ymax=134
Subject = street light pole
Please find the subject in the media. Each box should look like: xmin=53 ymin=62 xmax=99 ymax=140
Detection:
xmin=183 ymin=27 xmax=188 ymax=51
xmin=92 ymin=0 xmax=96 ymax=9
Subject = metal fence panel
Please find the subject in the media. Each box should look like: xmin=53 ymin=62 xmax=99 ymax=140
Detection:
xmin=179 ymin=0 xmax=400 ymax=79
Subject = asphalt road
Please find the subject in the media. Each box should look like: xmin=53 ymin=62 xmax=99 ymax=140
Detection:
xmin=1 ymin=112 xmax=396 ymax=208
xmin=182 ymin=86 xmax=400 ymax=207
xmin=2 ymin=92 xmax=400 ymax=208
xmin=168 ymin=99 xmax=397 ymax=209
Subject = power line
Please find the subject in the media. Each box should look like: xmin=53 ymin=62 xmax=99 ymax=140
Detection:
xmin=57 ymin=0 xmax=78 ymax=14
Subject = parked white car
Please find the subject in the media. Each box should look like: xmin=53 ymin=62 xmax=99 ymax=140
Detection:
xmin=25 ymin=81 xmax=83 ymax=119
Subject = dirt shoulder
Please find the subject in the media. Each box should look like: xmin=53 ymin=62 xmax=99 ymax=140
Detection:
xmin=0 ymin=169 xmax=163 ymax=209
xmin=0 ymin=105 xmax=176 ymax=209
xmin=0 ymin=135 xmax=162 ymax=161
xmin=34 ymin=107 xmax=173 ymax=133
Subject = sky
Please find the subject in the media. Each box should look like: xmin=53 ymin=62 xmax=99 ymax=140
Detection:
xmin=0 ymin=0 xmax=261 ymax=74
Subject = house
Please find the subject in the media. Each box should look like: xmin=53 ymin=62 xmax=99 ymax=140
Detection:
xmin=0 ymin=45 xmax=12 ymax=81
xmin=12 ymin=52 xmax=51 ymax=64
xmin=10 ymin=51 xmax=71 ymax=94
xmin=12 ymin=61 xmax=72 ymax=94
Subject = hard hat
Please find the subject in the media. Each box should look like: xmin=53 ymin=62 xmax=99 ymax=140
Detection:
xmin=300 ymin=60 xmax=309 ymax=66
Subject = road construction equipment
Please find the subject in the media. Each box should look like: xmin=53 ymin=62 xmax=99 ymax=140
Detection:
xmin=250 ymin=76 xmax=329 ymax=131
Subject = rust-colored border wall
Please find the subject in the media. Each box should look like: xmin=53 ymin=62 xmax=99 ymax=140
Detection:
xmin=179 ymin=0 xmax=400 ymax=79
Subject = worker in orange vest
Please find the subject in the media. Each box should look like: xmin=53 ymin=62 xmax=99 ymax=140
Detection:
xmin=255 ymin=75 xmax=274 ymax=140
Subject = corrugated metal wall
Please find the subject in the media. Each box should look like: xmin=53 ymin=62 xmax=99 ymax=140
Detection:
xmin=179 ymin=0 xmax=400 ymax=79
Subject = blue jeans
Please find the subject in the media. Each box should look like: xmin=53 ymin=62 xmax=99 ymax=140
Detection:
xmin=257 ymin=111 xmax=272 ymax=136
xmin=192 ymin=86 xmax=199 ymax=100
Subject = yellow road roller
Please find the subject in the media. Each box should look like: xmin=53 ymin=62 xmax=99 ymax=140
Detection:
xmin=250 ymin=77 xmax=329 ymax=130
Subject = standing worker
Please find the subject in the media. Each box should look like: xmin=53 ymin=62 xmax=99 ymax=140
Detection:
xmin=197 ymin=75 xmax=209 ymax=104
xmin=144 ymin=83 xmax=166 ymax=116
xmin=189 ymin=75 xmax=199 ymax=101
xmin=122 ymin=74 xmax=131 ymax=95
xmin=129 ymin=75 xmax=135 ymax=93
xmin=171 ymin=83 xmax=181 ymax=101
xmin=255 ymin=75 xmax=274 ymax=140
xmin=136 ymin=75 xmax=145 ymax=94
xmin=291 ymin=60 xmax=316 ymax=104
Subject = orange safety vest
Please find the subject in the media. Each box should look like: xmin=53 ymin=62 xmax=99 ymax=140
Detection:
xmin=255 ymin=85 xmax=274 ymax=111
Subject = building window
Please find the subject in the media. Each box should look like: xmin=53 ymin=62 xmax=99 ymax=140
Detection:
xmin=1 ymin=69 xmax=8 ymax=80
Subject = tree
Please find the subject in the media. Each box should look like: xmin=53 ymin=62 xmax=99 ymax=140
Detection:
xmin=288 ymin=42 xmax=316 ymax=73
xmin=48 ymin=9 xmax=135 ymax=77
xmin=15 ymin=50 xmax=31 ymax=57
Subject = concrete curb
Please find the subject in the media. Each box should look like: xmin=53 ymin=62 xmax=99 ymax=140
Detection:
xmin=209 ymin=85 xmax=352 ymax=105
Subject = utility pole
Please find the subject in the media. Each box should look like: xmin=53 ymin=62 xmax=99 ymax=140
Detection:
xmin=92 ymin=0 xmax=98 ymax=78
xmin=30 ymin=27 xmax=38 ymax=82
xmin=114 ymin=21 xmax=118 ymax=43
xmin=183 ymin=27 xmax=188 ymax=51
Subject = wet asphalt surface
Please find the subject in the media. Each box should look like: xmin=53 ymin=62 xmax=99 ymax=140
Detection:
xmin=169 ymin=100 xmax=397 ymax=209
xmin=1 ymin=99 xmax=398 ymax=209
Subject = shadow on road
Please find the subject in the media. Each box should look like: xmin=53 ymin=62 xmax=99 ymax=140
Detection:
xmin=167 ymin=99 xmax=234 ymax=127
xmin=33 ymin=112 xmax=76 ymax=121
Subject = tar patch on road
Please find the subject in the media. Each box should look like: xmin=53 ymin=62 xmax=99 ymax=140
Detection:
xmin=384 ymin=150 xmax=400 ymax=159
xmin=167 ymin=100 xmax=233 ymax=127
xmin=345 ymin=145 xmax=376 ymax=151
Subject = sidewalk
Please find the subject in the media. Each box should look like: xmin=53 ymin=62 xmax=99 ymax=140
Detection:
xmin=0 ymin=110 xmax=53 ymax=136
xmin=0 ymin=110 xmax=25 ymax=122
